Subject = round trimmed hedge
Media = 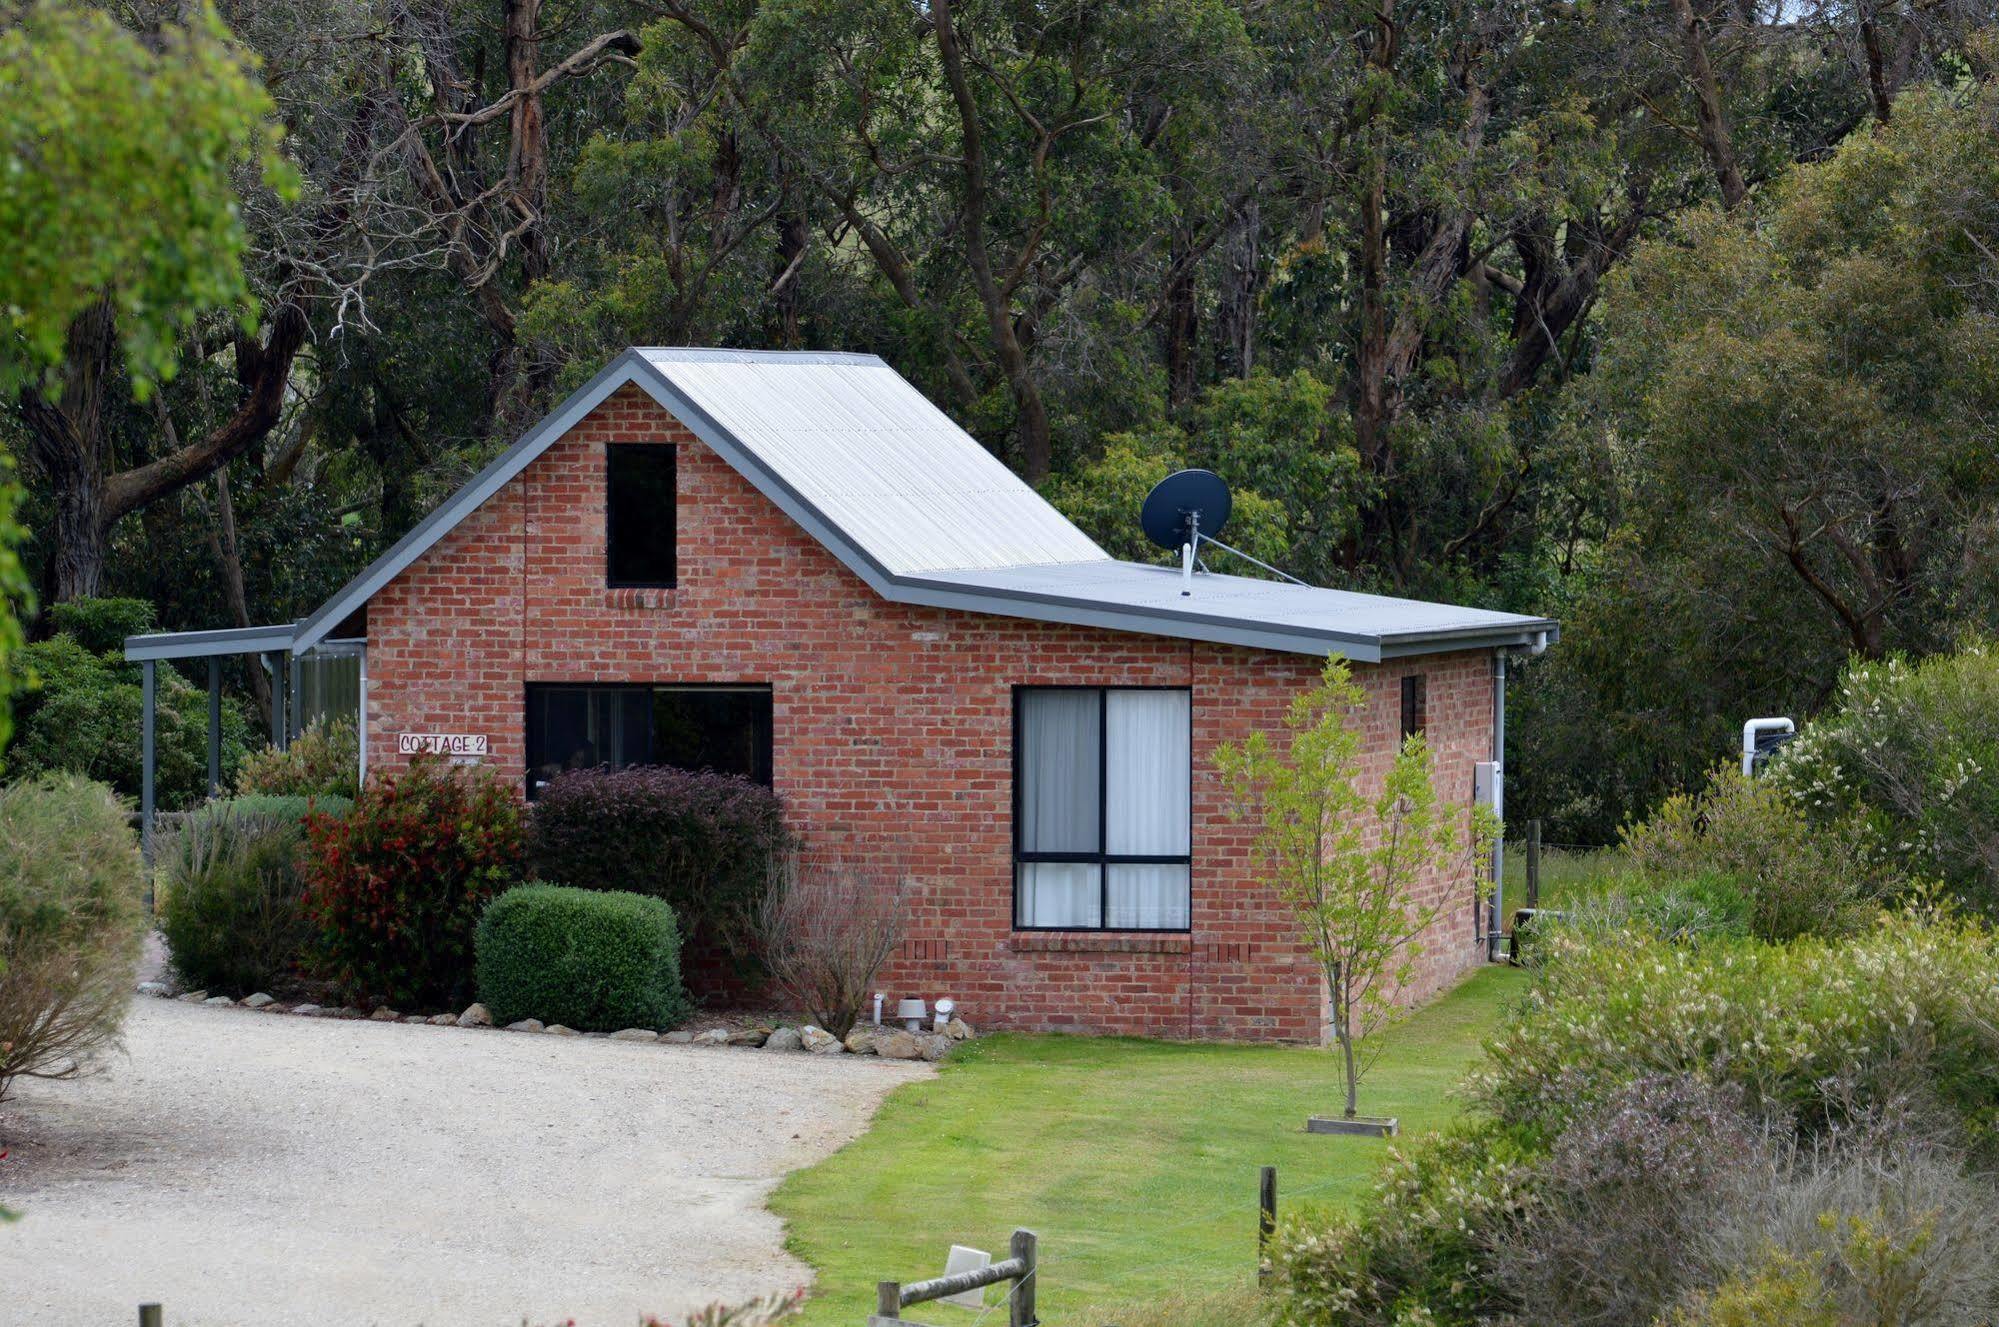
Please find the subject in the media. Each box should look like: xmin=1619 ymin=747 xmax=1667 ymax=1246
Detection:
xmin=475 ymin=883 xmax=691 ymax=1032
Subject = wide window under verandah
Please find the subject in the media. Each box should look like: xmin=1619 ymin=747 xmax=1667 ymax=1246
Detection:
xmin=1014 ymin=687 xmax=1191 ymax=931
xmin=525 ymin=683 xmax=773 ymax=795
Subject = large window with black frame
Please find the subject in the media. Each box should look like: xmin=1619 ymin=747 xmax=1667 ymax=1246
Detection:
xmin=525 ymin=683 xmax=772 ymax=796
xmin=1013 ymin=686 xmax=1191 ymax=931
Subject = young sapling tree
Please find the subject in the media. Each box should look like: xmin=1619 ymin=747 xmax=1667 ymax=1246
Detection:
xmin=1215 ymin=658 xmax=1496 ymax=1121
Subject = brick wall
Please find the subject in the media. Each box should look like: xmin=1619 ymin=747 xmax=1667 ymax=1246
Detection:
xmin=364 ymin=385 xmax=1497 ymax=1042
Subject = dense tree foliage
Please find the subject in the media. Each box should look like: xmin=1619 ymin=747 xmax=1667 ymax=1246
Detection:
xmin=4 ymin=0 xmax=1996 ymax=835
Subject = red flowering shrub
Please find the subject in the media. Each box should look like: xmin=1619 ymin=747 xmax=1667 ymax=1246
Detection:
xmin=302 ymin=757 xmax=525 ymax=1008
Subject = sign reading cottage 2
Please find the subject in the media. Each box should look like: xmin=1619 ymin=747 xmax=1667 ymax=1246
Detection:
xmin=128 ymin=347 xmax=1556 ymax=1044
xmin=397 ymin=732 xmax=489 ymax=758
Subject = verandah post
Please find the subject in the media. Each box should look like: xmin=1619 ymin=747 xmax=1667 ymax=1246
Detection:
xmin=140 ymin=660 xmax=156 ymax=859
xmin=206 ymin=657 xmax=221 ymax=799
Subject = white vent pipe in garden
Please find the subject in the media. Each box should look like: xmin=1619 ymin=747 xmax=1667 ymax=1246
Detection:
xmin=1741 ymin=717 xmax=1795 ymax=776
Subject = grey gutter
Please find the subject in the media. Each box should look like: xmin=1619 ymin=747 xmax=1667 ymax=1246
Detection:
xmin=125 ymin=623 xmax=297 ymax=661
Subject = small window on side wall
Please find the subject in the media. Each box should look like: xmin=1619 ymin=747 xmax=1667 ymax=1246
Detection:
xmin=1400 ymin=673 xmax=1427 ymax=741
xmin=606 ymin=445 xmax=676 ymax=587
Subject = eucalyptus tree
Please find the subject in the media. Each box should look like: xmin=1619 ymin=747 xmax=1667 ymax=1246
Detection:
xmin=626 ymin=0 xmax=1256 ymax=479
xmin=4 ymin=1 xmax=298 ymax=604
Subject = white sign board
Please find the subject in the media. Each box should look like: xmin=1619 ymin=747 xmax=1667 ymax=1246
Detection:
xmin=398 ymin=732 xmax=489 ymax=758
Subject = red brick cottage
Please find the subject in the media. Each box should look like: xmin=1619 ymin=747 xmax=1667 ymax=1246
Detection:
xmin=127 ymin=349 xmax=1555 ymax=1042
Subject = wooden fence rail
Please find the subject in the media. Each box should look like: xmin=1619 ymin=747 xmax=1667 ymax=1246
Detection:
xmin=870 ymin=1227 xmax=1037 ymax=1326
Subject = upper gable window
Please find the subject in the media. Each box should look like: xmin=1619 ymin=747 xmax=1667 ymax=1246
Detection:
xmin=1400 ymin=673 xmax=1427 ymax=740
xmin=606 ymin=445 xmax=677 ymax=587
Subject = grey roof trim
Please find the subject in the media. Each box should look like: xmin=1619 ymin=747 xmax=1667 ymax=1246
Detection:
xmin=1377 ymin=621 xmax=1561 ymax=659
xmin=289 ymin=345 xmax=1559 ymax=664
xmin=125 ymin=623 xmax=296 ymax=661
xmin=889 ymin=575 xmax=1388 ymax=660
xmin=892 ymin=573 xmax=1560 ymax=662
xmin=292 ymin=351 xmax=659 ymax=652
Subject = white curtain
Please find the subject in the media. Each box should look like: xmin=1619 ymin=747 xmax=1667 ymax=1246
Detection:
xmin=1106 ymin=691 xmax=1190 ymax=854
xmin=1019 ymin=690 xmax=1099 ymax=853
xmin=1107 ymin=864 xmax=1190 ymax=929
xmin=1018 ymin=863 xmax=1102 ymax=928
xmin=1105 ymin=691 xmax=1191 ymax=928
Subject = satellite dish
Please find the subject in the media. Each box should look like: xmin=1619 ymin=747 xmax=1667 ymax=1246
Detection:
xmin=1140 ymin=469 xmax=1232 ymax=551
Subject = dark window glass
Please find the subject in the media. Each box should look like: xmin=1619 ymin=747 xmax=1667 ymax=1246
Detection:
xmin=526 ymin=685 xmax=771 ymax=795
xmin=606 ymin=445 xmax=676 ymax=587
xmin=1400 ymin=674 xmax=1427 ymax=740
xmin=654 ymin=688 xmax=773 ymax=785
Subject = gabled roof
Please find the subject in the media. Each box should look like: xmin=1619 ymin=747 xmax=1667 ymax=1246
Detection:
xmin=289 ymin=347 xmax=1557 ymax=662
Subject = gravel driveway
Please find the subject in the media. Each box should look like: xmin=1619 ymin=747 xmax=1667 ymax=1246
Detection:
xmin=0 ymin=997 xmax=929 ymax=1326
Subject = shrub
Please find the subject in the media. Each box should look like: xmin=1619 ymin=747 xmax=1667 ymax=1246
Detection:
xmin=6 ymin=633 xmax=251 ymax=808
xmin=1621 ymin=766 xmax=1895 ymax=942
xmin=0 ymin=774 xmax=145 ymax=1101
xmin=755 ymin=854 xmax=907 ymax=1038
xmin=45 ymin=596 xmax=155 ymax=654
xmin=530 ymin=765 xmax=788 ymax=976
xmin=1662 ymin=1254 xmax=1834 ymax=1327
xmin=1471 ymin=915 xmax=1999 ymax=1159
xmin=1273 ymin=1118 xmax=1541 ymax=1327
xmin=227 ymin=792 xmax=354 ymax=822
xmin=1544 ymin=867 xmax=1756 ymax=946
xmin=234 ymin=716 xmax=359 ymax=799
xmin=156 ymin=795 xmax=348 ymax=996
xmin=303 ymin=757 xmax=525 ymax=1009
xmin=1491 ymin=1074 xmax=1777 ymax=1326
xmin=476 ymin=883 xmax=690 ymax=1031
xmin=1775 ymin=644 xmax=1999 ymax=914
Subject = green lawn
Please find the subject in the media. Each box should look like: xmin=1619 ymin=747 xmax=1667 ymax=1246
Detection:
xmin=770 ymin=965 xmax=1530 ymax=1326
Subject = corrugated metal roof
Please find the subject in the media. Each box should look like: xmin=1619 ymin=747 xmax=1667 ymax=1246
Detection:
xmin=640 ymin=350 xmax=1108 ymax=575
xmin=911 ymin=562 xmax=1552 ymax=659
xmin=281 ymin=346 xmax=1558 ymax=661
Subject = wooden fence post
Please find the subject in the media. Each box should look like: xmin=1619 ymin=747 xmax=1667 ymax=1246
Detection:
xmin=1258 ymin=1165 xmax=1278 ymax=1285
xmin=138 ymin=1307 xmax=163 ymax=1327
xmin=875 ymin=1281 xmax=901 ymax=1321
xmin=1525 ymin=819 xmax=1542 ymax=911
xmin=1009 ymin=1227 xmax=1038 ymax=1327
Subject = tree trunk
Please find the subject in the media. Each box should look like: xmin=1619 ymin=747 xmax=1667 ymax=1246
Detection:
xmin=18 ymin=299 xmax=308 ymax=605
xmin=772 ymin=211 xmax=808 ymax=348
xmin=1354 ymin=152 xmax=1392 ymax=478
xmin=930 ymin=0 xmax=1054 ymax=481
xmin=1214 ymin=197 xmax=1261 ymax=380
xmin=1860 ymin=7 xmax=1893 ymax=126
xmin=1164 ymin=227 xmax=1199 ymax=409
xmin=49 ymin=470 xmax=109 ymax=601
xmin=506 ymin=0 xmax=552 ymax=284
xmin=1351 ymin=1 xmax=1398 ymax=481
xmin=1338 ymin=1018 xmax=1359 ymax=1118
xmin=1669 ymin=0 xmax=1749 ymax=209
xmin=208 ymin=468 xmax=272 ymax=717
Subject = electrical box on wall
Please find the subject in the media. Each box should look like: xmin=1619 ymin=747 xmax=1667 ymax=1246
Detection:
xmin=1473 ymin=760 xmax=1499 ymax=810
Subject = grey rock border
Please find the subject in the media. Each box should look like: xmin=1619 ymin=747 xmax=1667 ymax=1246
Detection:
xmin=132 ymin=980 xmax=975 ymax=1058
